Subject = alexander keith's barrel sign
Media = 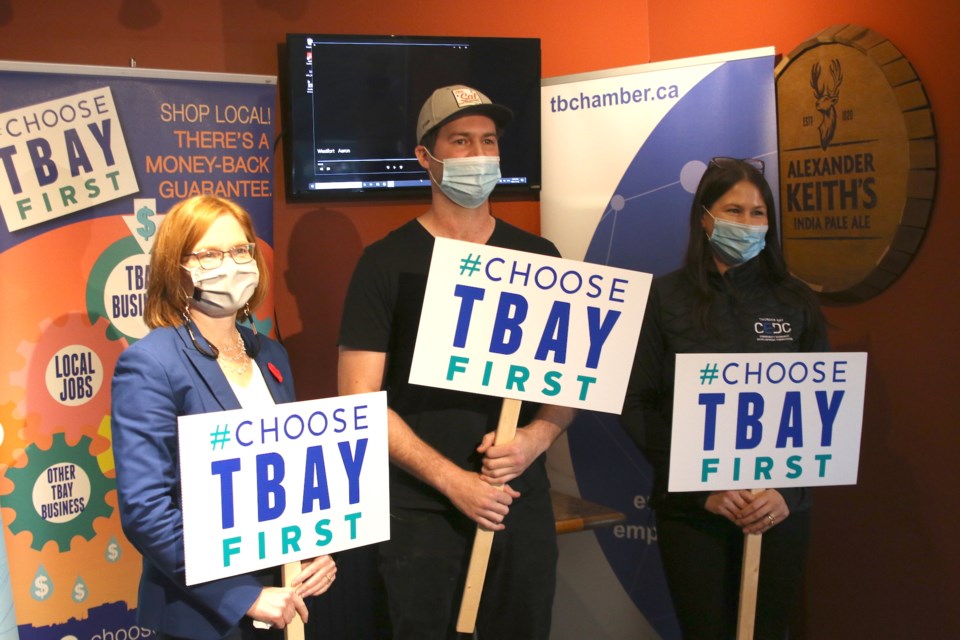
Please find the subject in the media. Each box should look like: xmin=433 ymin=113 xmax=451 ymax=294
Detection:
xmin=776 ymin=25 xmax=938 ymax=302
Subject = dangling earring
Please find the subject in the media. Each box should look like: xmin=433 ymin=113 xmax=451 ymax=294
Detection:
xmin=243 ymin=303 xmax=262 ymax=357
xmin=181 ymin=300 xmax=193 ymax=330
xmin=244 ymin=304 xmax=258 ymax=335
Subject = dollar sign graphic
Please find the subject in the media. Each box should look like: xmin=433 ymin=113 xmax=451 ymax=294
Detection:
xmin=135 ymin=205 xmax=156 ymax=241
xmin=73 ymin=582 xmax=87 ymax=602
xmin=106 ymin=536 xmax=122 ymax=562
xmin=33 ymin=576 xmax=50 ymax=599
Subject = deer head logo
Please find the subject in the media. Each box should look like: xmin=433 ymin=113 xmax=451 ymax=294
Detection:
xmin=810 ymin=59 xmax=844 ymax=150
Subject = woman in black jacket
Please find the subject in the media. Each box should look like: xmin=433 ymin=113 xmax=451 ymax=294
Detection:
xmin=621 ymin=157 xmax=827 ymax=639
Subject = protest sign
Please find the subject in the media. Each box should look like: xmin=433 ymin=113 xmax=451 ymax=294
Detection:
xmin=177 ymin=391 xmax=389 ymax=586
xmin=671 ymin=352 xmax=866 ymax=639
xmin=408 ymin=238 xmax=651 ymax=632
xmin=410 ymin=237 xmax=652 ymax=414
xmin=669 ymin=352 xmax=867 ymax=493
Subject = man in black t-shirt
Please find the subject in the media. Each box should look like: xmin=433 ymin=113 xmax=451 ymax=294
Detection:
xmin=338 ymin=85 xmax=574 ymax=640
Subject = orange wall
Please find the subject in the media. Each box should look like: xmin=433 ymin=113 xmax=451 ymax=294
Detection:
xmin=3 ymin=0 xmax=958 ymax=636
xmin=648 ymin=1 xmax=960 ymax=637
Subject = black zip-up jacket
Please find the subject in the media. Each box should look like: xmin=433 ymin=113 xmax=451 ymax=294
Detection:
xmin=621 ymin=257 xmax=829 ymax=517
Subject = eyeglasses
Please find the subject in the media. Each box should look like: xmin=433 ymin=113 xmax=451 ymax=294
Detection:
xmin=183 ymin=243 xmax=256 ymax=270
xmin=709 ymin=156 xmax=765 ymax=175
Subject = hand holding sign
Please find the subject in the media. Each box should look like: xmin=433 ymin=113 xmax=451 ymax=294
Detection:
xmin=477 ymin=413 xmax=563 ymax=485
xmin=703 ymin=489 xmax=789 ymax=534
xmin=409 ymin=238 xmax=652 ymax=633
xmin=732 ymin=489 xmax=789 ymax=534
xmin=455 ymin=396 xmax=522 ymax=632
xmin=246 ymin=582 xmax=309 ymax=630
xmin=445 ymin=456 xmax=519 ymax=532
xmin=671 ymin=352 xmax=867 ymax=639
xmin=177 ymin=392 xmax=390 ymax=586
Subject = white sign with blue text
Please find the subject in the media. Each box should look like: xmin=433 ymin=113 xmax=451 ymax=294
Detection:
xmin=0 ymin=87 xmax=139 ymax=232
xmin=178 ymin=391 xmax=390 ymax=585
xmin=409 ymin=238 xmax=652 ymax=413
xmin=669 ymin=352 xmax=867 ymax=492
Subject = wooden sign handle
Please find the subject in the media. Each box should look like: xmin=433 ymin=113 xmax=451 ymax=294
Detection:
xmin=736 ymin=489 xmax=764 ymax=640
xmin=282 ymin=561 xmax=306 ymax=640
xmin=455 ymin=397 xmax=522 ymax=634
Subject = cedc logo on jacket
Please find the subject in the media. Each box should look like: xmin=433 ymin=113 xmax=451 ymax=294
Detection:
xmin=754 ymin=317 xmax=794 ymax=343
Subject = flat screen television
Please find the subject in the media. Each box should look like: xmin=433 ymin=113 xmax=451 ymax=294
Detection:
xmin=283 ymin=34 xmax=542 ymax=200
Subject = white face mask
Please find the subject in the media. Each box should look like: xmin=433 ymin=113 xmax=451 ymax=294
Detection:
xmin=426 ymin=150 xmax=501 ymax=209
xmin=183 ymin=260 xmax=259 ymax=318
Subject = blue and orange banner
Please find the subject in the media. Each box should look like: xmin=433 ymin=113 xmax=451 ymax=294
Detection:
xmin=0 ymin=61 xmax=276 ymax=638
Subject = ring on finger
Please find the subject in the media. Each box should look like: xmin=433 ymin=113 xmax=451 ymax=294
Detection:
xmin=767 ymin=513 xmax=775 ymax=524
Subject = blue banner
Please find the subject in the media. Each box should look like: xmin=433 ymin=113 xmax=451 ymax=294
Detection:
xmin=542 ymin=48 xmax=778 ymax=640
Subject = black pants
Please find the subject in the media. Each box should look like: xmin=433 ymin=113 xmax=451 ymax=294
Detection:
xmin=378 ymin=490 xmax=558 ymax=640
xmin=657 ymin=509 xmax=810 ymax=640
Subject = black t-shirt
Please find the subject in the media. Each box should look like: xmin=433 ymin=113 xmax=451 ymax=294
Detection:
xmin=339 ymin=218 xmax=561 ymax=510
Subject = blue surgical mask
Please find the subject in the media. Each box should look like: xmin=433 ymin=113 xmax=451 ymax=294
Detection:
xmin=426 ymin=150 xmax=501 ymax=209
xmin=703 ymin=207 xmax=768 ymax=266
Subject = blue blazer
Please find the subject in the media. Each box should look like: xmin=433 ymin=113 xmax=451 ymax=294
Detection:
xmin=111 ymin=323 xmax=296 ymax=639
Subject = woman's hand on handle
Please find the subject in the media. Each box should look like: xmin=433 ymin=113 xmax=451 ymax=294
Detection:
xmin=246 ymin=586 xmax=309 ymax=628
xmin=735 ymin=488 xmax=790 ymax=534
xmin=704 ymin=490 xmax=756 ymax=524
xmin=291 ymin=555 xmax=337 ymax=597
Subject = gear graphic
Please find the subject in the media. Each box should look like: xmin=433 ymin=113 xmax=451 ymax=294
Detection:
xmin=9 ymin=314 xmax=125 ymax=447
xmin=0 ymin=401 xmax=32 ymax=497
xmin=0 ymin=401 xmax=29 ymax=470
xmin=86 ymin=235 xmax=146 ymax=343
xmin=95 ymin=414 xmax=115 ymax=477
xmin=2 ymin=432 xmax=115 ymax=552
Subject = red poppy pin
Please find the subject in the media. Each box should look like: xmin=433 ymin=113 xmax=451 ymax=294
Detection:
xmin=267 ymin=362 xmax=283 ymax=383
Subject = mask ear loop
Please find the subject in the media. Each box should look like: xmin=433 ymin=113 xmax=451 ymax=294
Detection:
xmin=421 ymin=147 xmax=444 ymax=191
xmin=243 ymin=303 xmax=262 ymax=358
xmin=182 ymin=303 xmax=219 ymax=359
xmin=701 ymin=205 xmax=715 ymax=241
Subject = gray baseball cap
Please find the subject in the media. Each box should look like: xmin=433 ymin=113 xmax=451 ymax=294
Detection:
xmin=416 ymin=85 xmax=513 ymax=143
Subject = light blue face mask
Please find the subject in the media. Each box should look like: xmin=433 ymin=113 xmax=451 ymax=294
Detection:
xmin=426 ymin=150 xmax=501 ymax=209
xmin=703 ymin=207 xmax=768 ymax=266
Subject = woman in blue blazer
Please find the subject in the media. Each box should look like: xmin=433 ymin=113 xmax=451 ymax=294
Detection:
xmin=112 ymin=196 xmax=336 ymax=639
